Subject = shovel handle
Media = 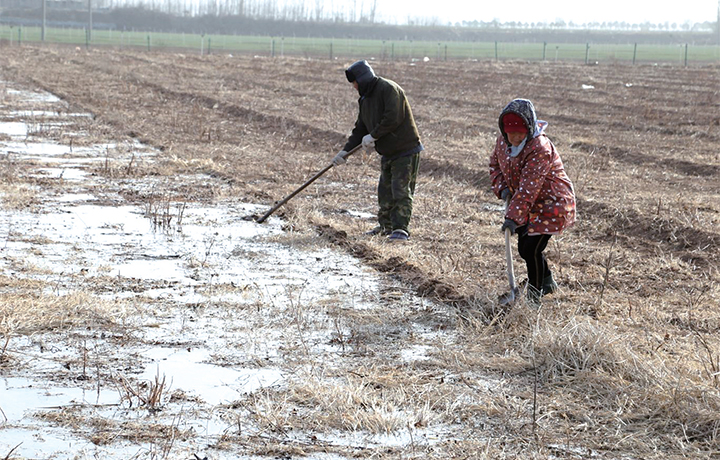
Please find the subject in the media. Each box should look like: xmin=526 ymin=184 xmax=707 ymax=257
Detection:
xmin=504 ymin=196 xmax=517 ymax=293
xmin=255 ymin=144 xmax=363 ymax=223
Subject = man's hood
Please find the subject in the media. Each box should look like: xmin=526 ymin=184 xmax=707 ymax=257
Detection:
xmin=345 ymin=60 xmax=378 ymax=96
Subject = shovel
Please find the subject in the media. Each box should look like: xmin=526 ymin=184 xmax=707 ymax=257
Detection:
xmin=255 ymin=144 xmax=362 ymax=224
xmin=500 ymin=195 xmax=519 ymax=305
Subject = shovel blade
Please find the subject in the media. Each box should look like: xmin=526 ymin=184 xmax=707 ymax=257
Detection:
xmin=498 ymin=287 xmax=520 ymax=306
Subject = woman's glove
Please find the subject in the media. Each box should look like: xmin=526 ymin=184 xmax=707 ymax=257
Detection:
xmin=501 ymin=218 xmax=519 ymax=235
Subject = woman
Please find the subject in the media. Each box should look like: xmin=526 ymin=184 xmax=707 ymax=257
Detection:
xmin=489 ymin=98 xmax=576 ymax=304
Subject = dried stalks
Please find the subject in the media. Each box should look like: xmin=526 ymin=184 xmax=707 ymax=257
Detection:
xmin=143 ymin=196 xmax=186 ymax=231
xmin=1 ymin=45 xmax=719 ymax=458
xmin=118 ymin=368 xmax=169 ymax=412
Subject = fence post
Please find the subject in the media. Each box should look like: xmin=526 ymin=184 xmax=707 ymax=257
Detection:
xmin=147 ymin=34 xmax=151 ymax=52
xmin=18 ymin=26 xmax=22 ymax=45
xmin=329 ymin=42 xmax=333 ymax=61
xmin=391 ymin=43 xmax=395 ymax=61
xmin=271 ymin=38 xmax=275 ymax=57
xmin=494 ymin=41 xmax=498 ymax=61
xmin=41 ymin=0 xmax=46 ymax=41
xmin=445 ymin=44 xmax=448 ymax=61
xmin=208 ymin=37 xmax=212 ymax=55
xmin=684 ymin=43 xmax=688 ymax=66
xmin=632 ymin=43 xmax=637 ymax=65
xmin=85 ymin=27 xmax=89 ymax=49
xmin=542 ymin=41 xmax=547 ymax=61
xmin=585 ymin=43 xmax=590 ymax=64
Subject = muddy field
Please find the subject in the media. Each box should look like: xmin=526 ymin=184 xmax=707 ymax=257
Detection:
xmin=0 ymin=45 xmax=719 ymax=459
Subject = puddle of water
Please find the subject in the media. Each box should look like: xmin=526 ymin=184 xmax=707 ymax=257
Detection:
xmin=5 ymin=87 xmax=62 ymax=103
xmin=0 ymin=427 xmax=159 ymax=460
xmin=2 ymin=140 xmax=73 ymax=156
xmin=0 ymin=121 xmax=28 ymax=137
xmin=400 ymin=344 xmax=432 ymax=362
xmin=140 ymin=347 xmax=283 ymax=406
xmin=0 ymin=82 xmax=470 ymax=460
xmin=343 ymin=209 xmax=375 ymax=219
xmin=1 ymin=201 xmax=381 ymax=304
xmin=1 ymin=138 xmax=152 ymax=163
xmin=36 ymin=168 xmax=90 ymax=181
xmin=8 ymin=110 xmax=92 ymax=118
xmin=0 ymin=377 xmax=119 ymax=423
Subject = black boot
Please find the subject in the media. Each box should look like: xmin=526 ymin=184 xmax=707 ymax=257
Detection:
xmin=541 ymin=274 xmax=558 ymax=296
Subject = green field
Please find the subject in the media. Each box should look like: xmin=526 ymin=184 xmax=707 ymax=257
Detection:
xmin=2 ymin=24 xmax=719 ymax=64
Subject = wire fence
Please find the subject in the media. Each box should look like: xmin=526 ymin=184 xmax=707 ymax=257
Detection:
xmin=2 ymin=24 xmax=719 ymax=65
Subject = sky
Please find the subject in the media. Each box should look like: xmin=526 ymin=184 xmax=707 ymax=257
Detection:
xmin=371 ymin=0 xmax=718 ymax=26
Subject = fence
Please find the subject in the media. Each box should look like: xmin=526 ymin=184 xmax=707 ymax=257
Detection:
xmin=2 ymin=24 xmax=719 ymax=65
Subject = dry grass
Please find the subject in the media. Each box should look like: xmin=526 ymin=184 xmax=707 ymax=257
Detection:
xmin=1 ymin=45 xmax=719 ymax=458
xmin=0 ymin=176 xmax=36 ymax=211
xmin=0 ymin=277 xmax=127 ymax=336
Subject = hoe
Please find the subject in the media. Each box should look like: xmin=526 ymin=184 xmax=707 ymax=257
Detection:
xmin=255 ymin=144 xmax=362 ymax=223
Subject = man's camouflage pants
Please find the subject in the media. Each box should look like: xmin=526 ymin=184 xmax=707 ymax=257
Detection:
xmin=377 ymin=152 xmax=420 ymax=234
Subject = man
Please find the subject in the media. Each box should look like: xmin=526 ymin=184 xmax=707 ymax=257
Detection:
xmin=332 ymin=59 xmax=423 ymax=242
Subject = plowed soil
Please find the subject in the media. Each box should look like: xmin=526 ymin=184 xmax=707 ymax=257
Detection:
xmin=1 ymin=44 xmax=720 ymax=459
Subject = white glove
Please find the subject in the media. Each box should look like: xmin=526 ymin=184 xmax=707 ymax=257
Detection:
xmin=361 ymin=134 xmax=377 ymax=151
xmin=332 ymin=150 xmax=348 ymax=166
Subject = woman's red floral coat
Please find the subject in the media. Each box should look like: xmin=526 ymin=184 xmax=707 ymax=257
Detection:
xmin=490 ymin=99 xmax=576 ymax=235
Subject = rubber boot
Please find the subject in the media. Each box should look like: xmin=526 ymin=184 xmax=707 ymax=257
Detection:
xmin=541 ymin=274 xmax=558 ymax=296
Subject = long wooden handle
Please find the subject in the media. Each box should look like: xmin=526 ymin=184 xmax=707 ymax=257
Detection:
xmin=255 ymin=144 xmax=363 ymax=224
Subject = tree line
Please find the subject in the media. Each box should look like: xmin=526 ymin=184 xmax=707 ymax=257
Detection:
xmin=1 ymin=0 xmax=718 ymax=45
xmin=3 ymin=0 xmax=718 ymax=32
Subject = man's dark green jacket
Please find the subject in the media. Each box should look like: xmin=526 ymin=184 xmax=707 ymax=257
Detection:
xmin=343 ymin=77 xmax=422 ymax=159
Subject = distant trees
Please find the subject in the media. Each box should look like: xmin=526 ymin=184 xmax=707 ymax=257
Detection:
xmin=39 ymin=1 xmax=714 ymax=32
xmin=454 ymin=18 xmax=714 ymax=33
xmin=86 ymin=0 xmax=381 ymax=22
xmin=2 ymin=0 xmax=716 ymax=34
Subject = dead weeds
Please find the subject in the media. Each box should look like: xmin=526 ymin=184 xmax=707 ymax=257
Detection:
xmin=1 ymin=44 xmax=719 ymax=458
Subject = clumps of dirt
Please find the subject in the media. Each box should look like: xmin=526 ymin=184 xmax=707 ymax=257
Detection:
xmin=570 ymin=141 xmax=720 ymax=178
xmin=144 ymin=79 xmax=345 ymax=150
xmin=578 ymin=197 xmax=718 ymax=267
xmin=420 ymin=157 xmax=491 ymax=190
xmin=315 ymin=223 xmax=471 ymax=310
